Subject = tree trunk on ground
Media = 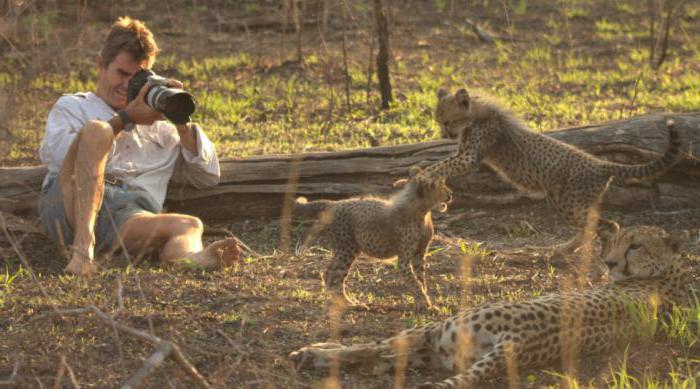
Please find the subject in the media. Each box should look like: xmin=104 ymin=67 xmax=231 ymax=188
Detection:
xmin=373 ymin=0 xmax=393 ymax=109
xmin=1 ymin=113 xmax=699 ymax=224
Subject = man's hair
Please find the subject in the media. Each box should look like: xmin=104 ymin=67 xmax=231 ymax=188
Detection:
xmin=99 ymin=16 xmax=159 ymax=69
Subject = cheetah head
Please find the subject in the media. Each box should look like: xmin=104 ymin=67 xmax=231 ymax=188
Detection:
xmin=600 ymin=225 xmax=689 ymax=281
xmin=393 ymin=166 xmax=452 ymax=213
xmin=436 ymin=88 xmax=472 ymax=139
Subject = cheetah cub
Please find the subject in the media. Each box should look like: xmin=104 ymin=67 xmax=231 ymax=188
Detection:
xmin=290 ymin=225 xmax=691 ymax=388
xmin=426 ymin=88 xmax=682 ymax=257
xmin=294 ymin=166 xmax=452 ymax=310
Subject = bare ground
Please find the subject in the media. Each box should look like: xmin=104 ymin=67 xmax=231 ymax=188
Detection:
xmin=2 ymin=202 xmax=699 ymax=388
xmin=2 ymin=1 xmax=700 ymax=388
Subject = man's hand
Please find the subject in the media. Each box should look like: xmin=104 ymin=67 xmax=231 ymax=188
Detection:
xmin=125 ymin=77 xmax=185 ymax=125
xmin=162 ymin=78 xmax=198 ymax=155
xmin=124 ymin=82 xmax=164 ymax=125
xmin=176 ymin=123 xmax=198 ymax=155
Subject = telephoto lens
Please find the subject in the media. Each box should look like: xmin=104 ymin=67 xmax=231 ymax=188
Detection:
xmin=127 ymin=69 xmax=196 ymax=124
xmin=145 ymin=82 xmax=195 ymax=124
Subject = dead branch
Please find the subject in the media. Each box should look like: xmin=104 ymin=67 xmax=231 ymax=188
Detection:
xmin=60 ymin=355 xmax=80 ymax=389
xmin=0 ymin=214 xmax=63 ymax=317
xmin=57 ymin=306 xmax=212 ymax=389
xmin=52 ymin=357 xmax=65 ymax=389
xmin=110 ymin=277 xmax=126 ymax=361
xmin=205 ymin=15 xmax=318 ymax=33
xmin=1 ymin=112 xmax=699 ymax=223
xmin=114 ymin=278 xmax=124 ymax=313
xmin=122 ymin=341 xmax=174 ymax=389
xmin=0 ymin=358 xmax=20 ymax=386
xmin=215 ymin=329 xmax=249 ymax=365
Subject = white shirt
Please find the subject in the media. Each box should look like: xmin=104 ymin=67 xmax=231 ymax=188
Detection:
xmin=39 ymin=92 xmax=220 ymax=210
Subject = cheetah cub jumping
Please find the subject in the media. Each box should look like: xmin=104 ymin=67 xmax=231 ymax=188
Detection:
xmin=290 ymin=225 xmax=691 ymax=388
xmin=294 ymin=166 xmax=452 ymax=310
xmin=427 ymin=88 xmax=682 ymax=256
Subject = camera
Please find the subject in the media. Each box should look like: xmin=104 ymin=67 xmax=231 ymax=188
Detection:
xmin=126 ymin=69 xmax=195 ymax=125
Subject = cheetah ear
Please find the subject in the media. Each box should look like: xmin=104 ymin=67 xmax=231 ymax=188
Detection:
xmin=434 ymin=202 xmax=448 ymax=213
xmin=455 ymin=89 xmax=470 ymax=109
xmin=598 ymin=221 xmax=620 ymax=249
xmin=408 ymin=166 xmax=422 ymax=178
xmin=437 ymin=88 xmax=450 ymax=99
xmin=665 ymin=230 xmax=690 ymax=253
xmin=598 ymin=221 xmax=620 ymax=240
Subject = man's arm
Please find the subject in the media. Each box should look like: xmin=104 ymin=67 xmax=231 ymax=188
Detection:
xmin=155 ymin=78 xmax=220 ymax=188
xmin=171 ymin=122 xmax=220 ymax=188
xmin=176 ymin=123 xmax=198 ymax=154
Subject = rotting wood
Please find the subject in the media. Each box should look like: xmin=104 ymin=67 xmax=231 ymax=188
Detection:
xmin=1 ymin=112 xmax=698 ymax=224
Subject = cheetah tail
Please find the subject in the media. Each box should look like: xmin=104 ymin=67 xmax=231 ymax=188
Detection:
xmin=294 ymin=197 xmax=333 ymax=219
xmin=605 ymin=119 xmax=682 ymax=181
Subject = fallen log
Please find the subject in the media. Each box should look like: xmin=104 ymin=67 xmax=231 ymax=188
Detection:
xmin=1 ymin=112 xmax=698 ymax=224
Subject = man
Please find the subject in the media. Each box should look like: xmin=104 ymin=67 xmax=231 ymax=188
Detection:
xmin=38 ymin=16 xmax=240 ymax=276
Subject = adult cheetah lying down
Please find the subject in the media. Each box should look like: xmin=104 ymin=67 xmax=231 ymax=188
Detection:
xmin=290 ymin=225 xmax=691 ymax=388
xmin=426 ymin=88 xmax=682 ymax=257
xmin=294 ymin=166 xmax=452 ymax=310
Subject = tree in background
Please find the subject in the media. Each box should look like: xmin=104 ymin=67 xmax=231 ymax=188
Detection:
xmin=373 ymin=0 xmax=392 ymax=109
xmin=647 ymin=0 xmax=687 ymax=69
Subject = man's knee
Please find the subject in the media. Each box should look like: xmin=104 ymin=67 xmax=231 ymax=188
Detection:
xmin=170 ymin=214 xmax=204 ymax=236
xmin=80 ymin=120 xmax=114 ymax=154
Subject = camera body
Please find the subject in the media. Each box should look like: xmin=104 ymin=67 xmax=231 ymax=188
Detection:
xmin=126 ymin=69 xmax=195 ymax=125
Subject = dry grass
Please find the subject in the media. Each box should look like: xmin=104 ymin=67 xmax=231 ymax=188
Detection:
xmin=2 ymin=1 xmax=700 ymax=388
xmin=2 ymin=205 xmax=700 ymax=387
xmin=2 ymin=0 xmax=700 ymax=164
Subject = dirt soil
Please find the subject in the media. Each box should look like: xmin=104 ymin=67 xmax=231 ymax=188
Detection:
xmin=2 ymin=202 xmax=699 ymax=388
xmin=2 ymin=1 xmax=700 ymax=388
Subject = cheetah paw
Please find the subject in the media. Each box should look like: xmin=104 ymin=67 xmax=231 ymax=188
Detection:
xmin=325 ymin=297 xmax=369 ymax=313
xmin=289 ymin=343 xmax=344 ymax=371
xmin=415 ymin=382 xmax=441 ymax=388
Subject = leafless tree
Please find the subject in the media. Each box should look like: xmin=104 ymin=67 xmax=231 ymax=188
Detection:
xmin=292 ymin=0 xmax=303 ymax=64
xmin=373 ymin=0 xmax=392 ymax=109
xmin=647 ymin=0 xmax=687 ymax=70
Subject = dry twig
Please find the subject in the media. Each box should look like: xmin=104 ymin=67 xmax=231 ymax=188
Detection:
xmin=0 ymin=358 xmax=20 ymax=386
xmin=60 ymin=355 xmax=80 ymax=389
xmin=0 ymin=214 xmax=62 ymax=317
xmin=52 ymin=357 xmax=65 ymax=389
xmin=56 ymin=305 xmax=212 ymax=389
xmin=215 ymin=328 xmax=249 ymax=365
xmin=122 ymin=341 xmax=174 ymax=389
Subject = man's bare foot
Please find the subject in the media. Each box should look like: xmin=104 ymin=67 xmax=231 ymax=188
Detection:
xmin=65 ymin=251 xmax=98 ymax=277
xmin=183 ymin=237 xmax=242 ymax=270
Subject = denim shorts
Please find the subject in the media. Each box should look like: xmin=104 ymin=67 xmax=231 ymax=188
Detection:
xmin=38 ymin=174 xmax=160 ymax=253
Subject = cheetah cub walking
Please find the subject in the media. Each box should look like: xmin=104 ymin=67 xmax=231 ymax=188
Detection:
xmin=294 ymin=166 xmax=452 ymax=310
xmin=290 ymin=225 xmax=691 ymax=388
xmin=427 ymin=88 xmax=682 ymax=256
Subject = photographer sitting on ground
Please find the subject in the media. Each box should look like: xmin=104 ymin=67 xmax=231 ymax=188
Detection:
xmin=38 ymin=16 xmax=240 ymax=276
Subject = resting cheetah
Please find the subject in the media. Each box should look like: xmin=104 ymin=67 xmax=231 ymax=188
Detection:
xmin=294 ymin=166 xmax=453 ymax=309
xmin=426 ymin=88 xmax=682 ymax=255
xmin=290 ymin=225 xmax=691 ymax=387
